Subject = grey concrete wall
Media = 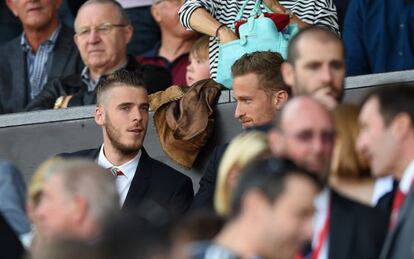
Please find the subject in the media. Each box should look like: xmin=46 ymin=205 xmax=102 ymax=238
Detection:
xmin=0 ymin=102 xmax=241 ymax=191
xmin=1 ymin=70 xmax=414 ymax=189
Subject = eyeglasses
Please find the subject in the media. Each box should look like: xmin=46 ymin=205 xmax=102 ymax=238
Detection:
xmin=76 ymin=22 xmax=128 ymax=38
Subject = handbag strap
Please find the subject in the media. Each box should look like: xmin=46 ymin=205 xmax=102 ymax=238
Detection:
xmin=233 ymin=0 xmax=275 ymax=30
xmin=233 ymin=0 xmax=262 ymax=28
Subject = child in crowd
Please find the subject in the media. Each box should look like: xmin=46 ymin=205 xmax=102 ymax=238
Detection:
xmin=186 ymin=36 xmax=211 ymax=86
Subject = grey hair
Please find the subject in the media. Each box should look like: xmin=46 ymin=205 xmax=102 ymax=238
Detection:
xmin=43 ymin=158 xmax=119 ymax=225
xmin=75 ymin=0 xmax=130 ymax=28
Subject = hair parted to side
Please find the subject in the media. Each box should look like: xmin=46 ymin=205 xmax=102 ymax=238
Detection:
xmin=362 ymin=85 xmax=414 ymax=127
xmin=190 ymin=35 xmax=210 ymax=61
xmin=231 ymin=51 xmax=290 ymax=96
xmin=214 ymin=131 xmax=270 ymax=217
xmin=42 ymin=158 xmax=119 ymax=225
xmin=287 ymin=26 xmax=343 ymax=64
xmin=96 ymin=69 xmax=147 ymax=105
xmin=76 ymin=0 xmax=130 ymax=26
xmin=230 ymin=157 xmax=322 ymax=218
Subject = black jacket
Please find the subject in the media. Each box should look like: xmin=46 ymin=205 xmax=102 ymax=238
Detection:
xmin=25 ymin=56 xmax=171 ymax=111
xmin=60 ymin=147 xmax=194 ymax=216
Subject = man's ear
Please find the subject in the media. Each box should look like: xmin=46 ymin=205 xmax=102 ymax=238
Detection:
xmin=150 ymin=4 xmax=162 ymax=23
xmin=281 ymin=62 xmax=295 ymax=88
xmin=124 ymin=25 xmax=134 ymax=44
xmin=74 ymin=33 xmax=80 ymax=49
xmin=268 ymin=128 xmax=285 ymax=157
xmin=272 ymin=90 xmax=289 ymax=110
xmin=71 ymin=195 xmax=88 ymax=224
xmin=95 ymin=106 xmax=105 ymax=126
xmin=242 ymin=190 xmax=269 ymax=220
xmin=390 ymin=113 xmax=412 ymax=142
xmin=6 ymin=0 xmax=18 ymax=16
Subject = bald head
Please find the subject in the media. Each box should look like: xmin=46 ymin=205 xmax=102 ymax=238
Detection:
xmin=270 ymin=97 xmax=335 ymax=180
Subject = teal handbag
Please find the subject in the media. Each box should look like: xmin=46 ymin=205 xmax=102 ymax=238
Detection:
xmin=216 ymin=0 xmax=299 ymax=89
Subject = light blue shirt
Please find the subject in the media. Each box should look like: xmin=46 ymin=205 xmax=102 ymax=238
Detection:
xmin=21 ymin=24 xmax=61 ymax=99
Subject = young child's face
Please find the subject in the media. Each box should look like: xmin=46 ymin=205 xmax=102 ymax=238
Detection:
xmin=186 ymin=53 xmax=210 ymax=86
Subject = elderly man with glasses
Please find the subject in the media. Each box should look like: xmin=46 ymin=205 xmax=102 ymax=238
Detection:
xmin=26 ymin=0 xmax=171 ymax=111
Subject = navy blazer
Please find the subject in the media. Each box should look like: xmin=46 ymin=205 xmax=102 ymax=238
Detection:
xmin=0 ymin=25 xmax=83 ymax=114
xmin=60 ymin=147 xmax=194 ymax=216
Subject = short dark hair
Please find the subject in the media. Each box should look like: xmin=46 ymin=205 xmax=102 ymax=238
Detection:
xmin=362 ymin=85 xmax=414 ymax=127
xmin=231 ymin=51 xmax=290 ymax=95
xmin=230 ymin=157 xmax=322 ymax=218
xmin=287 ymin=26 xmax=343 ymax=64
xmin=96 ymin=69 xmax=147 ymax=105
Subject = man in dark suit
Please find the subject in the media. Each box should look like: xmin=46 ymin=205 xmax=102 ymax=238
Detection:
xmin=356 ymin=85 xmax=414 ymax=259
xmin=268 ymin=97 xmax=388 ymax=259
xmin=0 ymin=0 xmax=83 ymax=114
xmin=25 ymin=0 xmax=170 ymax=111
xmin=62 ymin=69 xmax=193 ymax=216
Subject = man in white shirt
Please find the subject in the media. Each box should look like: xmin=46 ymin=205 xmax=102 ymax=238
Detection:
xmin=356 ymin=85 xmax=414 ymax=259
xmin=61 ymin=69 xmax=194 ymax=216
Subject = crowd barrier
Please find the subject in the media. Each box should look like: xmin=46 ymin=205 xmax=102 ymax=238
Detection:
xmin=1 ymin=70 xmax=414 ymax=190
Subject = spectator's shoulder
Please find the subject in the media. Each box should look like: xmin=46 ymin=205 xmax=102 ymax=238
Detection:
xmin=0 ymin=36 xmax=21 ymax=58
xmin=144 ymin=151 xmax=191 ymax=183
xmin=58 ymin=148 xmax=99 ymax=160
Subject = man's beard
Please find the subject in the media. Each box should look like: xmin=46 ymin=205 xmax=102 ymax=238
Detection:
xmin=105 ymin=116 xmax=143 ymax=156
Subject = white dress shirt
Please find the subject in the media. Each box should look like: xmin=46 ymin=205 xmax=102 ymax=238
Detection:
xmin=371 ymin=176 xmax=394 ymax=206
xmin=313 ymin=187 xmax=330 ymax=259
xmin=97 ymin=145 xmax=141 ymax=206
xmin=399 ymin=160 xmax=414 ymax=195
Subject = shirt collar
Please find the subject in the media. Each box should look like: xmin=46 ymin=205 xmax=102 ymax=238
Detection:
xmin=81 ymin=59 xmax=129 ymax=90
xmin=315 ymin=187 xmax=330 ymax=212
xmin=97 ymin=145 xmax=141 ymax=180
xmin=20 ymin=23 xmax=62 ymax=53
xmin=399 ymin=160 xmax=414 ymax=194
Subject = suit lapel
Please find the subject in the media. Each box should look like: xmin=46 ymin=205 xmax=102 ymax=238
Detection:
xmin=122 ymin=148 xmax=151 ymax=210
xmin=9 ymin=40 xmax=28 ymax=109
xmin=328 ymin=190 xmax=353 ymax=259
xmin=48 ymin=26 xmax=73 ymax=80
xmin=380 ymin=185 xmax=414 ymax=259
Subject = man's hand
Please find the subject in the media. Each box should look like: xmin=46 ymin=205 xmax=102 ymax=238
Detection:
xmin=312 ymin=87 xmax=339 ymax=110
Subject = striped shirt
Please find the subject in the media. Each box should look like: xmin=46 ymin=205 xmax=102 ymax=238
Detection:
xmin=179 ymin=0 xmax=339 ymax=79
xmin=21 ymin=24 xmax=61 ymax=100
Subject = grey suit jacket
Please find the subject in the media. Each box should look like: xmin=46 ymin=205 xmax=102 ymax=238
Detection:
xmin=379 ymin=185 xmax=414 ymax=259
xmin=0 ymin=25 xmax=84 ymax=114
xmin=0 ymin=161 xmax=30 ymax=236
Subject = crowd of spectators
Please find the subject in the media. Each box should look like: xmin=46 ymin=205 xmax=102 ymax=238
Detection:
xmin=1 ymin=0 xmax=414 ymax=259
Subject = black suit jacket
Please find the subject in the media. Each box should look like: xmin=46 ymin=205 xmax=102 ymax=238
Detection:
xmin=0 ymin=25 xmax=84 ymax=114
xmin=191 ymin=144 xmax=228 ymax=210
xmin=60 ymin=147 xmax=194 ymax=216
xmin=329 ymin=190 xmax=388 ymax=259
xmin=0 ymin=212 xmax=23 ymax=259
